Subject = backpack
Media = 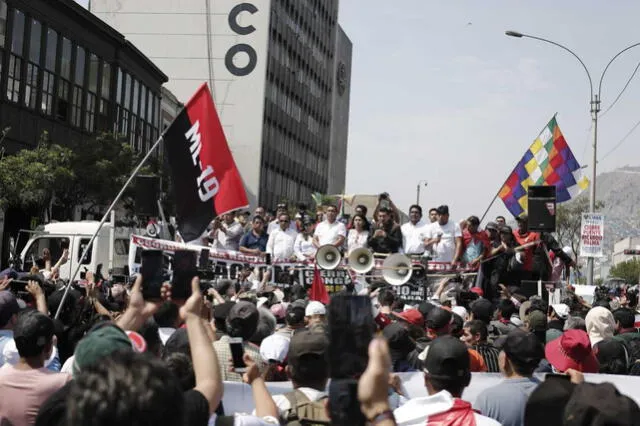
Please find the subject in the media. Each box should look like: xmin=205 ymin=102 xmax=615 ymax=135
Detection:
xmin=283 ymin=389 xmax=331 ymax=426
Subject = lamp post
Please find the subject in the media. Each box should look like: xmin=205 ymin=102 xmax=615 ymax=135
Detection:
xmin=416 ymin=180 xmax=428 ymax=205
xmin=505 ymin=30 xmax=640 ymax=286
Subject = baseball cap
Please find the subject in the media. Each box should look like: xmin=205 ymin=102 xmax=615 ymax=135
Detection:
xmin=527 ymin=310 xmax=547 ymax=331
xmin=285 ymin=305 xmax=306 ymax=327
xmin=260 ymin=333 xmax=290 ymax=363
xmin=436 ymin=205 xmax=449 ymax=215
xmin=383 ymin=322 xmax=416 ymax=363
xmin=0 ymin=291 xmax=20 ymax=328
xmin=499 ymin=330 xmax=544 ymax=368
xmin=13 ymin=309 xmax=54 ymax=357
xmin=212 ymin=302 xmax=235 ymax=321
xmin=288 ymin=328 xmax=328 ymax=364
xmin=426 ymin=307 xmax=452 ymax=332
xmin=469 ymin=287 xmax=484 ymax=297
xmin=305 ymin=301 xmax=326 ymax=317
xmin=485 ymin=222 xmax=498 ymax=231
xmin=392 ymin=309 xmax=424 ymax=327
xmin=470 ymin=298 xmax=494 ymax=322
xmin=545 ymin=329 xmax=599 ymax=373
xmin=73 ymin=324 xmax=134 ymax=375
xmin=423 ymin=335 xmax=471 ymax=382
xmin=452 ymin=306 xmax=469 ymax=322
xmin=551 ymin=303 xmax=570 ymax=320
xmin=563 ymin=382 xmax=640 ymax=426
xmin=228 ymin=301 xmax=259 ymax=324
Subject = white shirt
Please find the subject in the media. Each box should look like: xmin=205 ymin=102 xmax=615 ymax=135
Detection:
xmin=267 ymin=220 xmax=297 ymax=235
xmin=401 ymin=220 xmax=428 ymax=254
xmin=347 ymin=229 xmax=369 ymax=255
xmin=294 ymin=234 xmax=316 ymax=261
xmin=424 ymin=220 xmax=462 ymax=262
xmin=394 ymin=390 xmax=501 ymax=426
xmin=213 ymin=221 xmax=244 ymax=251
xmin=266 ymin=228 xmax=298 ymax=261
xmin=158 ymin=327 xmax=176 ymax=345
xmin=314 ymin=220 xmax=346 ymax=246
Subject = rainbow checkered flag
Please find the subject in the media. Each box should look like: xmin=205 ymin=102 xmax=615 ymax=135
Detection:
xmin=499 ymin=116 xmax=589 ymax=217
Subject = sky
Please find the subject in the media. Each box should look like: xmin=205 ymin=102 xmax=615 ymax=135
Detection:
xmin=76 ymin=0 xmax=640 ymax=221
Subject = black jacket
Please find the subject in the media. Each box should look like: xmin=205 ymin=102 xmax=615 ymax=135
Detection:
xmin=367 ymin=222 xmax=402 ymax=253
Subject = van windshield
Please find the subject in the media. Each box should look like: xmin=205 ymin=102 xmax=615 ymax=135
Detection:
xmin=24 ymin=237 xmax=70 ymax=271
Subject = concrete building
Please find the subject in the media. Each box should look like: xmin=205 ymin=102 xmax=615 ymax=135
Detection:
xmin=90 ymin=0 xmax=351 ymax=209
xmin=612 ymin=236 xmax=640 ymax=266
xmin=0 ymin=0 xmax=167 ymax=267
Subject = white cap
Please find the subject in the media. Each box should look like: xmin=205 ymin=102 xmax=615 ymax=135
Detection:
xmin=259 ymin=334 xmax=290 ymax=363
xmin=452 ymin=306 xmax=469 ymax=321
xmin=305 ymin=301 xmax=326 ymax=317
xmin=257 ymin=297 xmax=269 ymax=309
xmin=551 ymin=303 xmax=570 ymax=320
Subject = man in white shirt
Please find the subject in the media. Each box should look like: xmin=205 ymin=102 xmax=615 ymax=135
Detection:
xmin=394 ymin=335 xmax=500 ymax=426
xmin=267 ymin=204 xmax=296 ymax=234
xmin=401 ymin=205 xmax=428 ymax=255
xmin=424 ymin=205 xmax=462 ymax=266
xmin=266 ymin=213 xmax=298 ymax=261
xmin=313 ymin=205 xmax=346 ymax=248
xmin=212 ymin=212 xmax=244 ymax=251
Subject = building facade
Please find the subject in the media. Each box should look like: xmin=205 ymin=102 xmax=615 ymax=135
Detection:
xmin=612 ymin=236 xmax=640 ymax=266
xmin=90 ymin=0 xmax=351 ymax=209
xmin=0 ymin=0 xmax=168 ymax=266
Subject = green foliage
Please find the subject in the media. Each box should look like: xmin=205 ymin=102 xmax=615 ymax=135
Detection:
xmin=555 ymin=196 xmax=604 ymax=259
xmin=0 ymin=131 xmax=74 ymax=218
xmin=310 ymin=192 xmax=338 ymax=208
xmin=609 ymin=259 xmax=640 ymax=285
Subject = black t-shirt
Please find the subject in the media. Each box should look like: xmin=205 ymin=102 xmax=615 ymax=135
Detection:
xmin=35 ymin=382 xmax=210 ymax=426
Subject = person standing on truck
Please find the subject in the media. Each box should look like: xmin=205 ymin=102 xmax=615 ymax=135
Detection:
xmin=211 ymin=213 xmax=244 ymax=252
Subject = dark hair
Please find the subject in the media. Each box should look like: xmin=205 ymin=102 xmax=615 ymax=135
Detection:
xmin=465 ymin=320 xmax=488 ymax=342
xmin=498 ymin=299 xmax=517 ymax=320
xmin=350 ymin=213 xmax=370 ymax=232
xmin=378 ymin=207 xmax=392 ymax=215
xmin=428 ymin=376 xmax=469 ymax=398
xmin=470 ymin=299 xmax=493 ymax=324
xmin=593 ymin=299 xmax=611 ymax=310
xmin=252 ymin=215 xmax=265 ymax=223
xmin=455 ymin=290 xmax=479 ymax=310
xmin=378 ymin=289 xmax=396 ymax=307
xmin=14 ymin=310 xmax=54 ymax=358
xmin=614 ymin=308 xmax=636 ymax=329
xmin=409 ymin=205 xmax=422 ymax=215
xmin=429 ymin=208 xmax=437 ymax=215
xmin=450 ymin=314 xmax=464 ymax=338
xmin=595 ymin=340 xmax=629 ymax=375
xmin=164 ymin=352 xmax=195 ymax=391
xmin=67 ymin=352 xmax=184 ymax=426
xmin=154 ymin=302 xmax=179 ymax=328
xmin=496 ymin=216 xmax=506 ymax=222
xmin=139 ymin=318 xmax=163 ymax=357
xmin=288 ymin=353 xmax=329 ymax=389
xmin=355 ymin=204 xmax=368 ymax=215
xmin=466 ymin=216 xmax=480 ymax=226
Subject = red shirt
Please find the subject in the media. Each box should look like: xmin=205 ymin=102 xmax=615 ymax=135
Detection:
xmin=512 ymin=230 xmax=540 ymax=271
xmin=462 ymin=230 xmax=490 ymax=258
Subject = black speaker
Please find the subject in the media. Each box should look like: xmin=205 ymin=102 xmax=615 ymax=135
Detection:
xmin=135 ymin=175 xmax=159 ymax=216
xmin=528 ymin=185 xmax=556 ymax=232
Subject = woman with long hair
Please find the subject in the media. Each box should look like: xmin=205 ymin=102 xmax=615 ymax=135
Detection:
xmin=294 ymin=220 xmax=317 ymax=261
xmin=347 ymin=213 xmax=370 ymax=256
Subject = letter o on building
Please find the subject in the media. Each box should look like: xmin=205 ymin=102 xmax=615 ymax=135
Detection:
xmin=225 ymin=44 xmax=257 ymax=76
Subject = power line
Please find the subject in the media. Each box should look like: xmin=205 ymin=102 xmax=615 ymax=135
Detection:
xmin=598 ymin=117 xmax=640 ymax=163
xmin=600 ymin=60 xmax=640 ymax=118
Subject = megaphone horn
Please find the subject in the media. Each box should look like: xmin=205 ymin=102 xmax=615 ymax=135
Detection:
xmin=382 ymin=254 xmax=413 ymax=286
xmin=315 ymin=245 xmax=342 ymax=270
xmin=348 ymin=248 xmax=374 ymax=274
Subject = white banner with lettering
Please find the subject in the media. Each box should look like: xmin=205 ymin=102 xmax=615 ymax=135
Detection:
xmin=222 ymin=373 xmax=640 ymax=414
xmin=579 ymin=213 xmax=605 ymax=258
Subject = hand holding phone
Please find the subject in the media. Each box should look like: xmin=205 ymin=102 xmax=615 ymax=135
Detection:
xmin=229 ymin=337 xmax=246 ymax=373
xmin=140 ymin=250 xmax=164 ymax=300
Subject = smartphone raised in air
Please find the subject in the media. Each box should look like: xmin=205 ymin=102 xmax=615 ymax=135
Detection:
xmin=140 ymin=250 xmax=164 ymax=300
xmin=229 ymin=337 xmax=246 ymax=373
xmin=171 ymin=250 xmax=197 ymax=299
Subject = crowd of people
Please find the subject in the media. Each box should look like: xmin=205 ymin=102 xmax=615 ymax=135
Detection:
xmin=1 ymin=199 xmax=640 ymax=425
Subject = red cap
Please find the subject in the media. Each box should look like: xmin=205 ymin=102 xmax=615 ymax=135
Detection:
xmin=545 ymin=329 xmax=599 ymax=373
xmin=470 ymin=287 xmax=484 ymax=297
xmin=393 ymin=309 xmax=424 ymax=327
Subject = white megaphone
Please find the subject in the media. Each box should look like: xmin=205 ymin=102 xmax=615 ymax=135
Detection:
xmin=382 ymin=253 xmax=413 ymax=286
xmin=348 ymin=248 xmax=374 ymax=274
xmin=315 ymin=245 xmax=342 ymax=270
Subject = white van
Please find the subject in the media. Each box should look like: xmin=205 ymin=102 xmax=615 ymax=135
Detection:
xmin=19 ymin=219 xmax=135 ymax=281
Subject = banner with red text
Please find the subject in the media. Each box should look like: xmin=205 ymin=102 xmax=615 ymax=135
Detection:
xmin=580 ymin=213 xmax=604 ymax=258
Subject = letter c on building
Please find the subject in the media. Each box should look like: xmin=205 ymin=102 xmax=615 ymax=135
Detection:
xmin=229 ymin=3 xmax=258 ymax=35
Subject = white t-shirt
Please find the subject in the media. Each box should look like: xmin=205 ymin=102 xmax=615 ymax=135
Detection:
xmin=314 ymin=220 xmax=346 ymax=246
xmin=294 ymin=234 xmax=316 ymax=261
xmin=347 ymin=229 xmax=369 ymax=255
xmin=401 ymin=221 xmax=428 ymax=254
xmin=266 ymin=228 xmax=298 ymax=261
xmin=425 ymin=220 xmax=462 ymax=262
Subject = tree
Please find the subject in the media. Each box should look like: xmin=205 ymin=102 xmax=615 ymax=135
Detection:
xmin=555 ymin=196 xmax=604 ymax=259
xmin=609 ymin=259 xmax=640 ymax=285
xmin=0 ymin=131 xmax=74 ymax=221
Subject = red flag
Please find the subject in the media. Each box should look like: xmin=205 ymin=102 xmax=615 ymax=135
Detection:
xmin=309 ymin=265 xmax=329 ymax=305
xmin=164 ymin=83 xmax=249 ymax=242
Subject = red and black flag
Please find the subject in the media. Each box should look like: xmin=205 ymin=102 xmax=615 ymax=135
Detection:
xmin=164 ymin=83 xmax=248 ymax=242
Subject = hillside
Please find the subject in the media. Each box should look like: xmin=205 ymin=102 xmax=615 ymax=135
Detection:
xmin=591 ymin=166 xmax=640 ymax=252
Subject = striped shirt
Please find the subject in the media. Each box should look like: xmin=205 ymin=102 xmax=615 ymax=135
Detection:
xmin=473 ymin=343 xmax=500 ymax=373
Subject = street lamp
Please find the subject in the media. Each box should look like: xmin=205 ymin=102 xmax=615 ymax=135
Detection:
xmin=505 ymin=30 xmax=640 ymax=286
xmin=416 ymin=180 xmax=428 ymax=205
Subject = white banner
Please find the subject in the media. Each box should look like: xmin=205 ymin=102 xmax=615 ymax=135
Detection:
xmin=222 ymin=372 xmax=640 ymax=415
xmin=579 ymin=213 xmax=604 ymax=258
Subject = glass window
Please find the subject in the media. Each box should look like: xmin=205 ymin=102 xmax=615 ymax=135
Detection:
xmin=146 ymin=90 xmax=152 ymax=123
xmin=45 ymin=28 xmax=57 ymax=71
xmin=101 ymin=62 xmax=111 ymax=99
xmin=123 ymin=73 xmax=131 ymax=106
xmin=41 ymin=70 xmax=54 ymax=115
xmin=24 ymin=62 xmax=38 ymax=109
xmin=132 ymin=78 xmax=139 ymax=114
xmin=6 ymin=54 xmax=21 ymax=102
xmin=28 ymin=19 xmax=41 ymax=63
xmin=10 ymin=9 xmax=24 ymax=55
xmin=87 ymin=53 xmax=98 ymax=93
xmin=116 ymin=67 xmax=122 ymax=104
xmin=78 ymin=239 xmax=93 ymax=264
xmin=0 ymin=1 xmax=7 ymax=47
xmin=74 ymin=46 xmax=85 ymax=85
xmin=23 ymin=237 xmax=70 ymax=271
xmin=140 ymin=85 xmax=147 ymax=121
xmin=60 ymin=37 xmax=71 ymax=79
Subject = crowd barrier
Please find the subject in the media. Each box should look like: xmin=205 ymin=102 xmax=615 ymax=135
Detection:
xmin=221 ymin=372 xmax=640 ymax=414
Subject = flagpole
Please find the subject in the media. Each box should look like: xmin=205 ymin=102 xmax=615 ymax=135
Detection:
xmin=54 ymin=134 xmax=166 ymax=319
xmin=479 ymin=113 xmax=558 ymax=224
